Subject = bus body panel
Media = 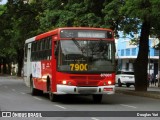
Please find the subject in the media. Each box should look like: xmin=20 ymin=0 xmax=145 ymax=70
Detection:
xmin=56 ymin=72 xmax=115 ymax=86
xmin=54 ymin=72 xmax=115 ymax=94
xmin=31 ymin=60 xmax=52 ymax=92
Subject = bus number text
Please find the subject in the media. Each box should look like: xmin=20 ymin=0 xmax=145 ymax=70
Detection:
xmin=70 ymin=64 xmax=87 ymax=71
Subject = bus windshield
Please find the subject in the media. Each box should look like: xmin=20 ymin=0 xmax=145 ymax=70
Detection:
xmin=57 ymin=40 xmax=115 ymax=73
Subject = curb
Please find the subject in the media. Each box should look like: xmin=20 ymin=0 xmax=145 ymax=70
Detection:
xmin=116 ymin=89 xmax=160 ymax=100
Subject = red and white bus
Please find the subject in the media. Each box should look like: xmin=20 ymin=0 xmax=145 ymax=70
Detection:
xmin=23 ymin=27 xmax=115 ymax=103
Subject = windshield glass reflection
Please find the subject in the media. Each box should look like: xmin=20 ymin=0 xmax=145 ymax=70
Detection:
xmin=58 ymin=40 xmax=115 ymax=72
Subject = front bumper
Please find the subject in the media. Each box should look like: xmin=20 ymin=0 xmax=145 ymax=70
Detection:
xmin=55 ymin=85 xmax=115 ymax=95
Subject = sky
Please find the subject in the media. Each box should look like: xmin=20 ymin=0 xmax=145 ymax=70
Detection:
xmin=0 ymin=0 xmax=7 ymax=5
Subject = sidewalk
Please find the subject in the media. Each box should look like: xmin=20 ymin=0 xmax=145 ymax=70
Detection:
xmin=116 ymin=85 xmax=160 ymax=100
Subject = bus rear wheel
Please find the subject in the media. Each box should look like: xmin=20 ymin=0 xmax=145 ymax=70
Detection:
xmin=92 ymin=94 xmax=102 ymax=103
xmin=30 ymin=79 xmax=39 ymax=96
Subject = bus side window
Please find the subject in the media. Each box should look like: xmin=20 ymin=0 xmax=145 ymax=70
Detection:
xmin=47 ymin=50 xmax=51 ymax=60
xmin=34 ymin=42 xmax=37 ymax=61
xmin=31 ymin=42 xmax=34 ymax=61
xmin=40 ymin=41 xmax=42 ymax=51
xmin=49 ymin=37 xmax=52 ymax=49
xmin=46 ymin=38 xmax=49 ymax=49
xmin=49 ymin=37 xmax=52 ymax=60
xmin=24 ymin=44 xmax=28 ymax=62
xmin=38 ymin=41 xmax=40 ymax=51
xmin=42 ymin=39 xmax=45 ymax=50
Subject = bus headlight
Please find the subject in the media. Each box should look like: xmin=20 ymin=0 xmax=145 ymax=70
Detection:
xmin=108 ymin=81 xmax=112 ymax=85
xmin=59 ymin=80 xmax=77 ymax=86
xmin=98 ymin=80 xmax=113 ymax=86
xmin=62 ymin=80 xmax=67 ymax=85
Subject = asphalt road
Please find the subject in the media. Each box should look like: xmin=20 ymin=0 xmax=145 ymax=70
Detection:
xmin=0 ymin=76 xmax=160 ymax=120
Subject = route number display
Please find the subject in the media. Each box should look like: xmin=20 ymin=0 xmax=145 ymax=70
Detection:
xmin=70 ymin=64 xmax=87 ymax=71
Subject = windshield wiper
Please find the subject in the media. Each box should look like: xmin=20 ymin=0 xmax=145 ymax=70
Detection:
xmin=72 ymin=38 xmax=82 ymax=50
xmin=71 ymin=38 xmax=86 ymax=56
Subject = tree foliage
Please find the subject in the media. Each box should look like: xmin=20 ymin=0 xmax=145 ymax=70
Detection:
xmin=0 ymin=0 xmax=42 ymax=75
xmin=0 ymin=0 xmax=160 ymax=90
xmin=103 ymin=0 xmax=160 ymax=91
xmin=38 ymin=0 xmax=104 ymax=32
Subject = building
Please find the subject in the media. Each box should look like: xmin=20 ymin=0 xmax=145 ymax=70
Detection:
xmin=117 ymin=32 xmax=159 ymax=77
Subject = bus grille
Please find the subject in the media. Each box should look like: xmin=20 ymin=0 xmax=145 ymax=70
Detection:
xmin=70 ymin=76 xmax=105 ymax=86
xmin=70 ymin=76 xmax=104 ymax=80
xmin=78 ymin=87 xmax=97 ymax=94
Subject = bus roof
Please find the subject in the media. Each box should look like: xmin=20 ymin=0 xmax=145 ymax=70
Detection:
xmin=25 ymin=27 xmax=113 ymax=43
xmin=25 ymin=37 xmax=35 ymax=44
xmin=36 ymin=27 xmax=113 ymax=40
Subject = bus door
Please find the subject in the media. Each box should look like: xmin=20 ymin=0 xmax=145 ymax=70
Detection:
xmin=51 ymin=36 xmax=58 ymax=92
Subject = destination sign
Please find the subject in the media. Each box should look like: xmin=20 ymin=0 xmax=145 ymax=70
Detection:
xmin=78 ymin=32 xmax=105 ymax=38
xmin=60 ymin=30 xmax=113 ymax=38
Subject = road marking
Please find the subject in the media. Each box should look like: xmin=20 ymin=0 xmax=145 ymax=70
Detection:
xmin=33 ymin=97 xmax=42 ymax=101
xmin=54 ymin=105 xmax=66 ymax=109
xmin=91 ymin=117 xmax=100 ymax=120
xmin=120 ymin=104 xmax=137 ymax=109
xmin=20 ymin=92 xmax=26 ymax=95
xmin=12 ymin=89 xmax=16 ymax=92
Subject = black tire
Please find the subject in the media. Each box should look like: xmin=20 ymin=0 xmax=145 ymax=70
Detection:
xmin=47 ymin=77 xmax=58 ymax=102
xmin=49 ymin=92 xmax=58 ymax=102
xmin=118 ymin=79 xmax=122 ymax=87
xmin=47 ymin=76 xmax=50 ymax=92
xmin=30 ymin=78 xmax=39 ymax=96
xmin=126 ymin=84 xmax=130 ymax=87
xmin=92 ymin=94 xmax=102 ymax=103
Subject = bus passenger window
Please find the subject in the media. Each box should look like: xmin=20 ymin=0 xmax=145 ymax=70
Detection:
xmin=42 ymin=39 xmax=45 ymax=50
xmin=46 ymin=38 xmax=49 ymax=49
xmin=49 ymin=37 xmax=52 ymax=49
xmin=24 ymin=44 xmax=28 ymax=62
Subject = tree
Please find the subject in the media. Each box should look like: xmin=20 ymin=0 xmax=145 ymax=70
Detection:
xmin=0 ymin=0 xmax=43 ymax=76
xmin=16 ymin=1 xmax=42 ymax=76
xmin=38 ymin=0 xmax=105 ymax=32
xmin=1 ymin=0 xmax=160 ymax=84
xmin=103 ymin=0 xmax=160 ymax=91
xmin=0 ymin=4 xmax=17 ymax=74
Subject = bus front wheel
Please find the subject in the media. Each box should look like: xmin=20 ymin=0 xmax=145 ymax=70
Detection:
xmin=49 ymin=92 xmax=58 ymax=102
xmin=92 ymin=94 xmax=102 ymax=103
